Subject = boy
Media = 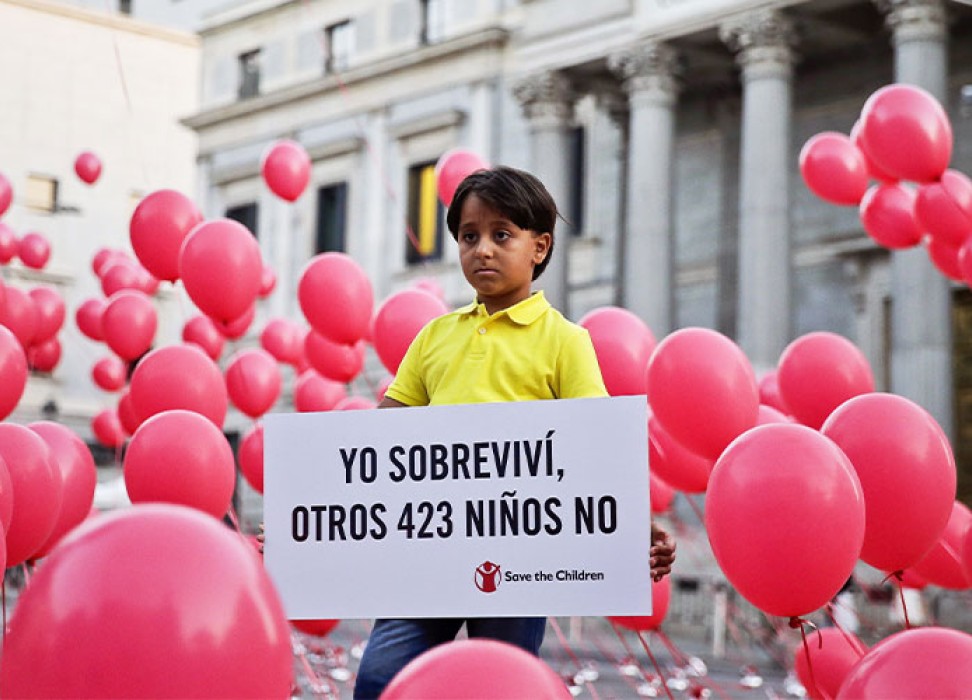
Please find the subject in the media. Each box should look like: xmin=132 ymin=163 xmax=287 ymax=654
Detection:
xmin=353 ymin=165 xmax=676 ymax=698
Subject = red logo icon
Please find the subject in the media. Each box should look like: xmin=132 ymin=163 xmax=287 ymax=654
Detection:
xmin=474 ymin=561 xmax=502 ymax=593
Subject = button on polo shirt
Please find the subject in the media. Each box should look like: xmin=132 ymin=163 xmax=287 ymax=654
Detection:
xmin=386 ymin=291 xmax=607 ymax=407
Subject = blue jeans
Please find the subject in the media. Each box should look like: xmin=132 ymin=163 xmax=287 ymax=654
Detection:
xmin=353 ymin=617 xmax=546 ymax=699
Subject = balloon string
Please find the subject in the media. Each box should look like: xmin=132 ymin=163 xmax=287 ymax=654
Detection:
xmin=655 ymin=629 xmax=732 ymax=700
xmin=587 ymin=624 xmax=645 ymax=695
xmin=609 ymin=620 xmax=655 ymax=686
xmin=895 ymin=579 xmax=912 ymax=630
xmin=2 ymin=576 xmax=6 ymax=643
xmin=824 ymin=604 xmax=865 ymax=659
xmin=790 ymin=616 xmax=824 ymax=700
xmin=21 ymin=563 xmax=30 ymax=586
xmin=295 ymin=641 xmax=336 ymax=698
xmin=686 ymin=494 xmax=706 ymax=527
xmin=546 ymin=617 xmax=602 ymax=700
xmin=636 ymin=631 xmax=675 ymax=700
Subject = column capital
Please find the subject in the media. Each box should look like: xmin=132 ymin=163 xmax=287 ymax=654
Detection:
xmin=512 ymin=71 xmax=574 ymax=128
xmin=875 ymin=0 xmax=947 ymax=43
xmin=719 ymin=9 xmax=797 ymax=78
xmin=608 ymin=41 xmax=680 ymax=104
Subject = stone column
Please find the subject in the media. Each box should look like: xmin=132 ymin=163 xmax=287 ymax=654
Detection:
xmin=881 ymin=0 xmax=953 ymax=437
xmin=720 ymin=10 xmax=797 ymax=369
xmin=608 ymin=41 xmax=680 ymax=338
xmin=512 ymin=71 xmax=575 ymax=312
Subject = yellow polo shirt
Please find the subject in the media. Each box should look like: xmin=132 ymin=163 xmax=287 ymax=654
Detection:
xmin=385 ymin=291 xmax=607 ymax=406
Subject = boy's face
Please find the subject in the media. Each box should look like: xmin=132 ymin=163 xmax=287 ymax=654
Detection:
xmin=456 ymin=194 xmax=550 ymax=315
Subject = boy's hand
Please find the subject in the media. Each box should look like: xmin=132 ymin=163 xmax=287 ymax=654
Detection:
xmin=650 ymin=521 xmax=675 ymax=582
xmin=257 ymin=522 xmax=264 ymax=555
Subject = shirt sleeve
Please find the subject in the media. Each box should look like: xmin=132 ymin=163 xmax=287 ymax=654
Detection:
xmin=384 ymin=323 xmax=432 ymax=406
xmin=556 ymin=327 xmax=609 ymax=399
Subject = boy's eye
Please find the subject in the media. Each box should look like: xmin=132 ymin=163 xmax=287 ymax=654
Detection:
xmin=495 ymin=230 xmax=511 ymax=241
xmin=461 ymin=232 xmax=477 ymax=243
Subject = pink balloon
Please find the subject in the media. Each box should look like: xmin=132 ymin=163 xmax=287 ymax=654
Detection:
xmin=117 ymin=388 xmax=141 ymax=436
xmin=259 ymin=264 xmax=276 ymax=297
xmin=135 ymin=267 xmax=160 ymax=296
xmin=99 ymin=259 xmax=144 ymax=297
xmin=0 ymin=456 xmax=12 ymax=534
xmin=213 ymin=304 xmax=255 ymax=340
xmin=305 ymin=331 xmax=365 ymax=383
xmin=125 ymin=410 xmax=235 ymax=519
xmin=225 ymin=348 xmax=282 ymax=419
xmin=757 ymin=370 xmax=791 ymax=414
xmin=0 ymin=505 xmax=293 ymax=699
xmin=91 ymin=247 xmax=127 ymax=277
xmin=648 ymin=415 xmax=713 ymax=493
xmin=28 ymin=421 xmax=97 ymax=559
xmin=0 ymin=222 xmax=18 ymax=263
xmin=27 ymin=286 xmax=65 ymax=343
xmin=836 ymin=627 xmax=972 ymax=699
xmin=912 ymin=501 xmax=972 ymax=590
xmin=412 ymin=276 xmax=445 ymax=300
xmin=579 ymin=306 xmax=656 ymax=397
xmin=298 ymin=252 xmax=373 ymax=345
xmin=17 ymin=232 xmax=51 ymax=270
xmin=859 ymin=183 xmax=923 ymax=249
xmin=858 ymin=84 xmax=952 ymax=183
xmin=335 ymin=396 xmax=376 ymax=411
xmin=793 ymin=628 xmax=867 ymax=700
xmin=0 ymin=171 xmax=11 ymax=217
xmin=0 ymin=423 xmax=63 ymax=566
xmin=926 ymin=234 xmax=964 ymax=281
xmin=373 ymin=289 xmax=449 ymax=374
xmin=434 ymin=148 xmax=489 ymax=207
xmin=608 ymin=575 xmax=671 ymax=632
xmin=647 ymin=328 xmax=758 ymax=460
xmin=129 ymin=189 xmax=203 ymax=281
xmin=756 ymin=404 xmax=791 ymax=425
xmin=101 ymin=290 xmax=157 ymax=361
xmin=821 ymin=393 xmax=956 ymax=573
xmin=129 ymin=344 xmax=228 ymax=428
xmin=649 ymin=472 xmax=675 ymax=513
xmin=1 ymin=285 xmax=38 ymax=349
xmin=850 ymin=119 xmax=897 ymax=184
xmin=777 ymin=332 xmax=875 ymax=430
xmin=92 ymin=355 xmax=127 ymax=392
xmin=74 ymin=150 xmax=102 ymax=184
xmin=799 ymin=132 xmax=869 ymax=206
xmin=179 ymin=219 xmax=263 ymax=323
xmin=182 ymin=314 xmax=225 ymax=361
xmin=706 ymin=424 xmax=865 ymax=617
xmin=75 ymin=297 xmax=106 ymax=342
xmin=375 ymin=375 xmax=394 ymax=401
xmin=291 ymin=618 xmax=339 ymax=637
xmin=914 ymin=169 xmax=972 ymax=248
xmin=0 ymin=325 xmax=28 ymax=419
xmin=261 ymin=140 xmax=310 ymax=202
xmin=26 ymin=337 xmax=61 ymax=373
xmin=261 ymin=318 xmax=303 ymax=365
xmin=239 ymin=423 xmax=264 ymax=494
xmin=92 ymin=408 xmax=126 ymax=448
xmin=293 ymin=370 xmax=347 ymax=412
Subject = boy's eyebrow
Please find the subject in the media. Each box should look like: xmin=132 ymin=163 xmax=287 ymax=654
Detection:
xmin=459 ymin=216 xmax=516 ymax=228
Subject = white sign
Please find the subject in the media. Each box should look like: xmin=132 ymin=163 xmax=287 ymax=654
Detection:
xmin=264 ymin=396 xmax=652 ymax=620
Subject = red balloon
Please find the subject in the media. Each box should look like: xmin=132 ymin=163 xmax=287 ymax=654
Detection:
xmin=259 ymin=264 xmax=276 ymax=297
xmin=179 ymin=218 xmax=263 ymax=323
xmin=0 ymin=454 xmax=12 ymax=533
xmin=92 ymin=408 xmax=126 ymax=448
xmin=706 ymin=424 xmax=865 ymax=617
xmin=92 ymin=355 xmax=127 ymax=392
xmin=74 ymin=150 xmax=102 ymax=184
xmin=793 ymin=628 xmax=867 ymax=700
xmin=335 ymin=396 xmax=377 ymax=411
xmin=412 ymin=276 xmax=445 ymax=300
xmin=647 ymin=328 xmax=758 ymax=460
xmin=225 ymin=348 xmax=282 ymax=419
xmin=375 ymin=374 xmax=394 ymax=401
xmin=898 ymin=567 xmax=928 ymax=590
xmin=293 ymin=370 xmax=347 ymax=412
xmin=27 ymin=337 xmax=61 ymax=373
xmin=649 ymin=472 xmax=675 ymax=513
xmin=75 ymin=297 xmax=106 ymax=342
xmin=799 ymin=132 xmax=869 ymax=206
xmin=0 ymin=504 xmax=294 ymax=699
xmin=18 ymin=231 xmax=51 ymax=269
xmin=859 ymin=183 xmax=923 ymax=249
xmin=579 ymin=307 xmax=656 ymax=397
xmin=130 ymin=189 xmax=203 ymax=281
xmin=213 ymin=303 xmax=256 ymax=340
xmin=927 ymin=234 xmax=964 ymax=281
xmin=912 ymin=500 xmax=972 ymax=590
xmin=135 ymin=267 xmax=160 ymax=296
xmin=91 ymin=247 xmax=127 ymax=277
xmin=821 ymin=393 xmax=956 ymax=573
xmin=850 ymin=119 xmax=897 ymax=183
xmin=0 ymin=171 xmax=11 ymax=217
xmin=291 ymin=618 xmax=339 ymax=637
xmin=0 ymin=424 xmax=63 ymax=566
xmin=382 ymin=639 xmax=570 ymax=700
xmin=129 ymin=344 xmax=228 ymax=428
xmin=434 ymin=148 xmax=489 ymax=207
xmin=648 ymin=415 xmax=713 ymax=493
xmin=373 ymin=289 xmax=449 ymax=374
xmin=298 ymin=252 xmax=373 ymax=345
xmin=99 ymin=259 xmax=143 ymax=297
xmin=858 ymin=84 xmax=952 ymax=183
xmin=608 ymin=574 xmax=671 ymax=632
xmin=757 ymin=370 xmax=791 ymax=414
xmin=101 ymin=290 xmax=157 ymax=361
xmin=182 ymin=314 xmax=225 ymax=361
xmin=0 ymin=222 xmax=18 ymax=263
xmin=777 ymin=332 xmax=875 ymax=430
xmin=1 ymin=285 xmax=39 ymax=348
xmin=28 ymin=421 xmax=97 ymax=559
xmin=260 ymin=318 xmax=303 ymax=365
xmin=305 ymin=331 xmax=365 ymax=383
xmin=914 ymin=169 xmax=972 ymax=248
xmin=261 ymin=139 xmax=310 ymax=202
xmin=28 ymin=286 xmax=65 ymax=343
xmin=239 ymin=423 xmax=264 ymax=494
xmin=125 ymin=410 xmax=235 ymax=519
xmin=117 ymin=388 xmax=141 ymax=436
xmin=0 ymin=325 xmax=28 ymax=419
xmin=836 ymin=627 xmax=972 ymax=699
xmin=756 ymin=404 xmax=791 ymax=425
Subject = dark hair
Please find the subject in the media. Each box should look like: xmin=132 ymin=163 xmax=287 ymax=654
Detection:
xmin=446 ymin=165 xmax=559 ymax=280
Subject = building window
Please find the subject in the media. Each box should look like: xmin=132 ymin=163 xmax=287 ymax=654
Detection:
xmin=316 ymin=183 xmax=348 ymax=253
xmin=25 ymin=174 xmax=58 ymax=213
xmin=419 ymin=0 xmax=447 ymax=45
xmin=324 ymin=20 xmax=355 ymax=74
xmin=118 ymin=0 xmax=132 ymax=15
xmin=406 ymin=162 xmax=443 ymax=264
xmin=569 ymin=126 xmax=585 ymax=236
xmin=226 ymin=203 xmax=259 ymax=239
xmin=238 ymin=49 xmax=261 ymax=99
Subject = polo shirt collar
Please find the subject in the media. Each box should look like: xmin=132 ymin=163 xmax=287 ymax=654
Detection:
xmin=458 ymin=291 xmax=550 ymax=325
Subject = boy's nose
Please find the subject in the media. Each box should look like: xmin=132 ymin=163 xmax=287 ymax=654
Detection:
xmin=474 ymin=239 xmax=494 ymax=257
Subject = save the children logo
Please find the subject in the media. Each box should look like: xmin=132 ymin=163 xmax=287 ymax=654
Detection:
xmin=474 ymin=561 xmax=502 ymax=593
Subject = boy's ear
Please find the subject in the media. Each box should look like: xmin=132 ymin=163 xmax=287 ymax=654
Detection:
xmin=533 ymin=232 xmax=552 ymax=264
